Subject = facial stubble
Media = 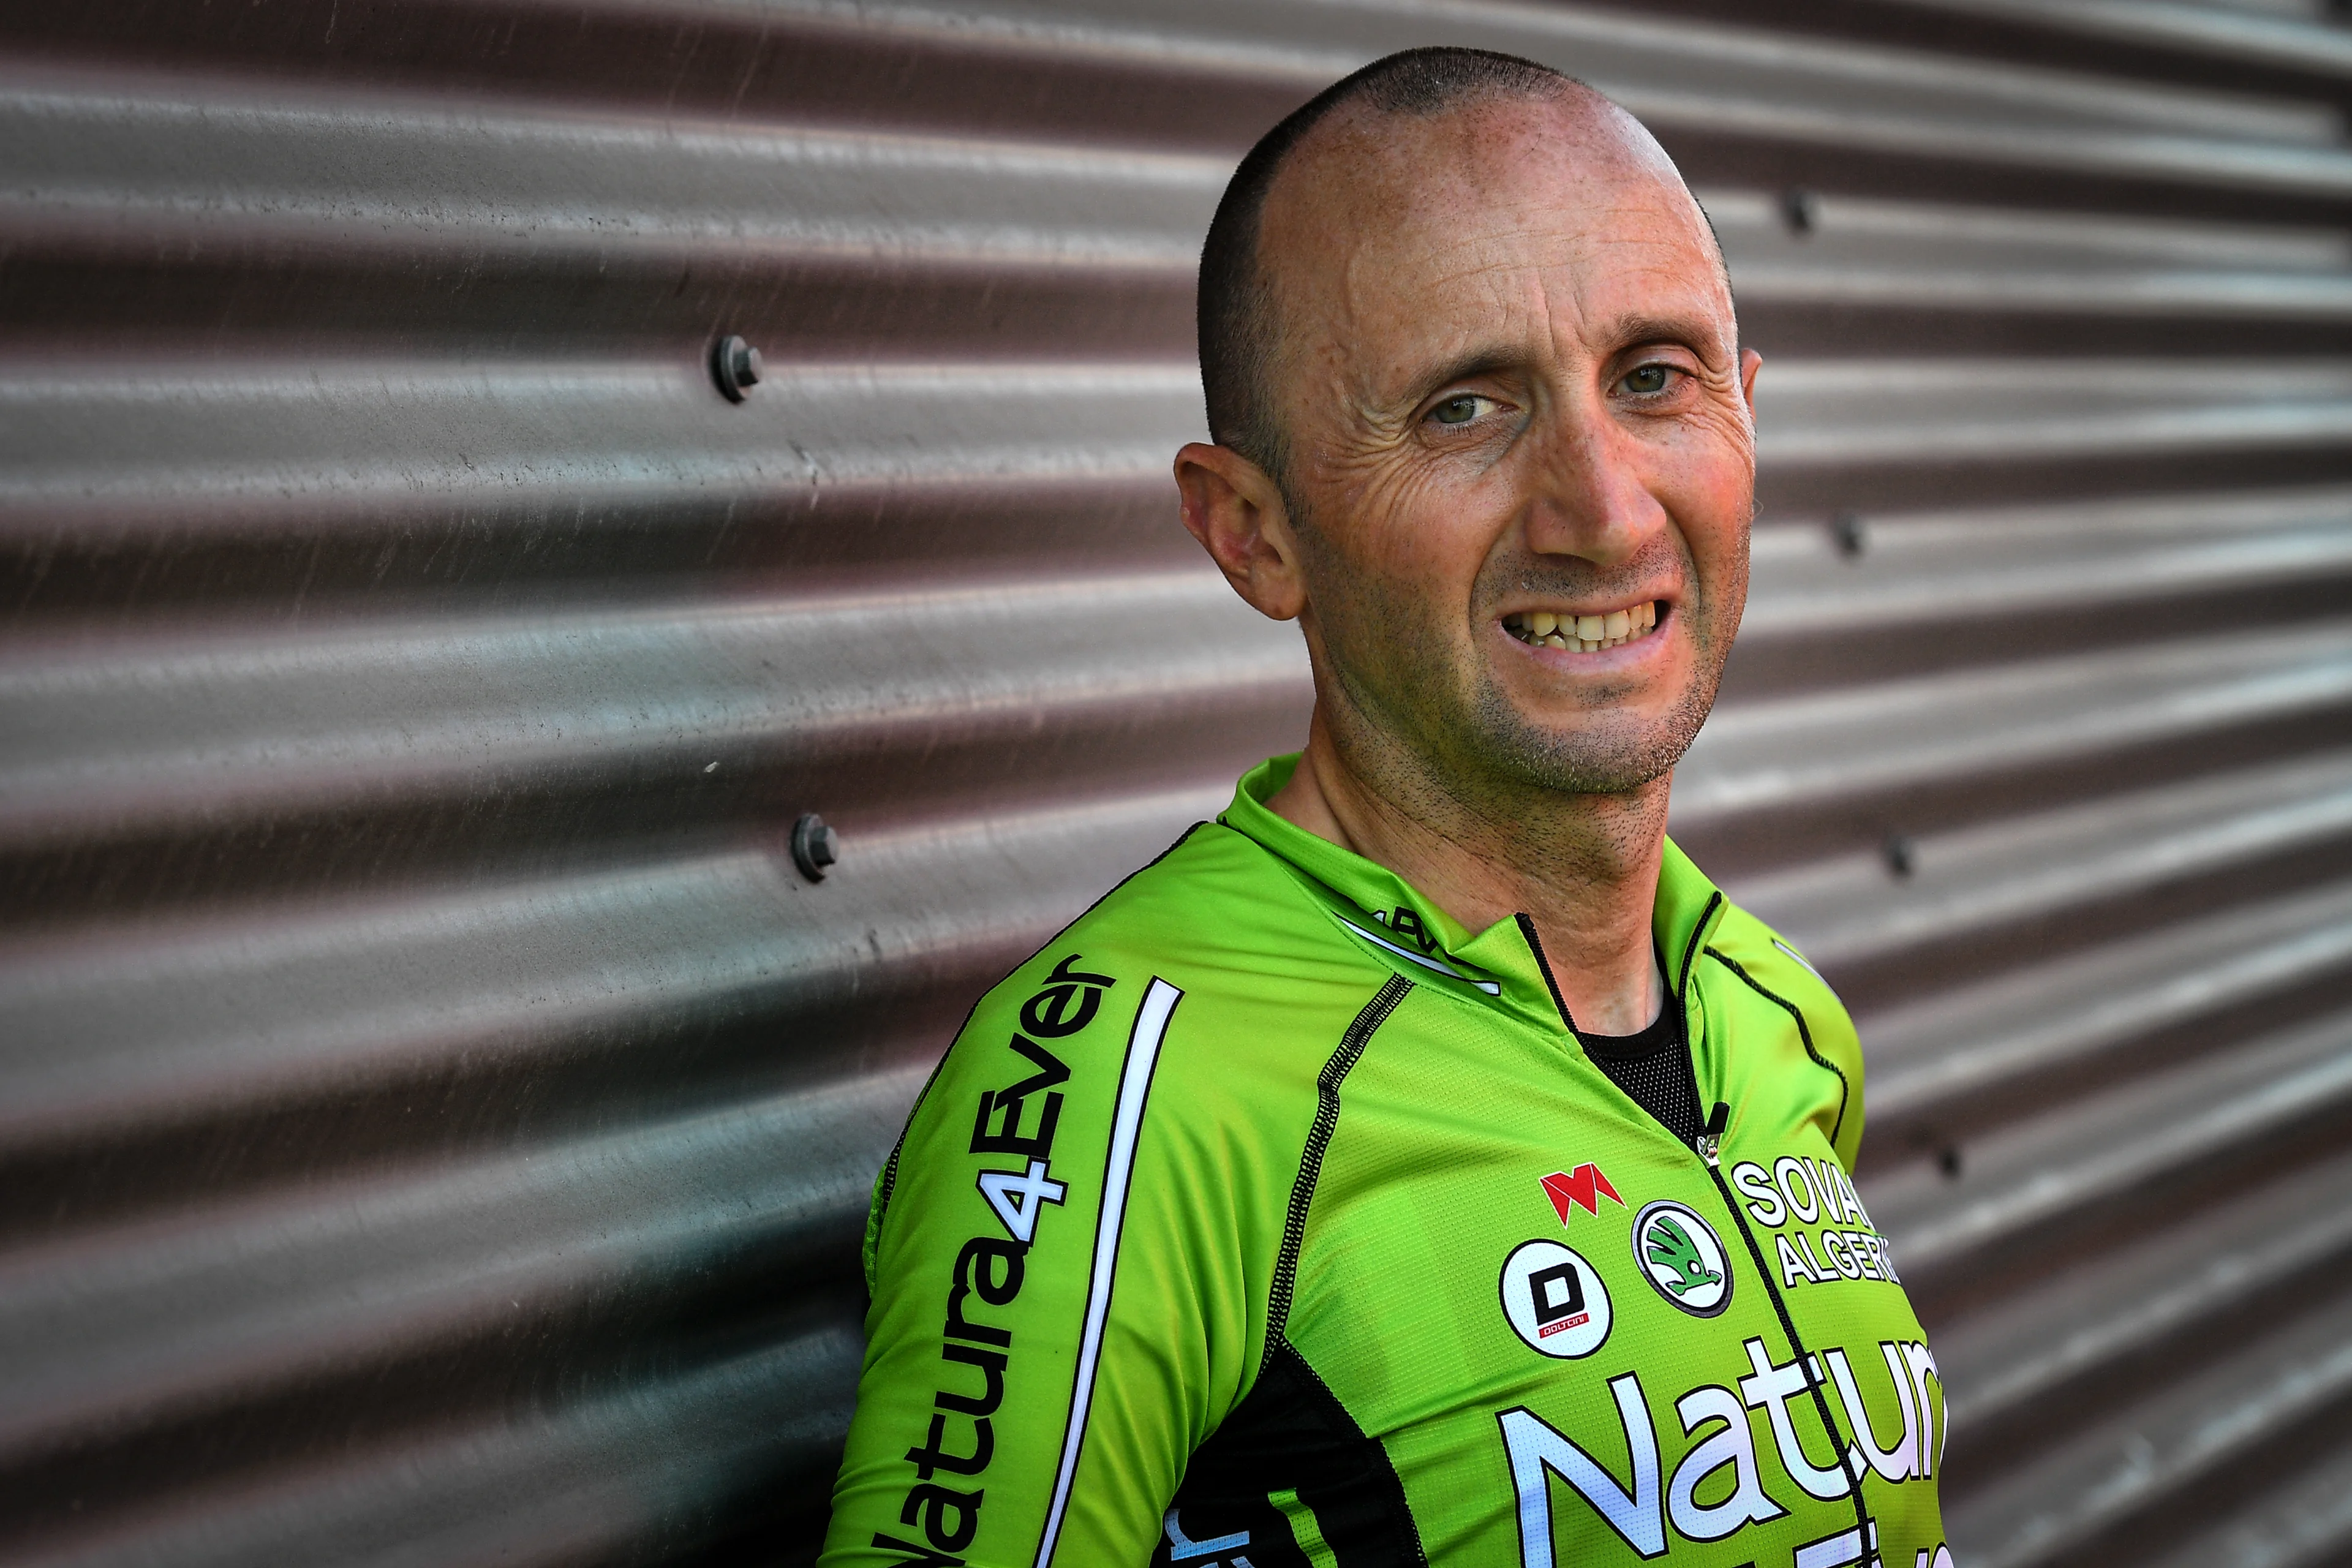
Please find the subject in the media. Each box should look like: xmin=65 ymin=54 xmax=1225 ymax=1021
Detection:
xmin=1304 ymin=510 xmax=1743 ymax=824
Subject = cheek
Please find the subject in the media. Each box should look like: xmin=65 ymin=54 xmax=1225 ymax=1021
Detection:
xmin=1651 ymin=421 xmax=1755 ymax=573
xmin=1678 ymin=482 xmax=1749 ymax=575
xmin=1321 ymin=456 xmax=1501 ymax=597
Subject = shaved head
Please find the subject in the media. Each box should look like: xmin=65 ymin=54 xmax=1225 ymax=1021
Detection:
xmin=1177 ymin=41 xmax=1758 ymax=825
xmin=1175 ymin=47 xmax=1763 ymax=1036
xmin=1198 ymin=47 xmax=1727 ymax=489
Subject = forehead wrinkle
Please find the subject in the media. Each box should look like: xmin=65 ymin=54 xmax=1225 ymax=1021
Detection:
xmin=1256 ymin=88 xmax=1732 ymax=438
xmin=1317 ymin=179 xmax=1720 ymax=325
xmin=1330 ymin=274 xmax=1556 ymax=420
xmin=1335 ymin=232 xmax=1738 ymax=412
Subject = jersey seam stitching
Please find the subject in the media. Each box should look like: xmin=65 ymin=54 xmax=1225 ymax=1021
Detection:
xmin=867 ymin=1049 xmax=951 ymax=1248
xmin=1676 ymin=891 xmax=1724 ymax=999
xmin=1703 ymin=944 xmax=1850 ymax=1147
xmin=1263 ymin=973 xmax=1412 ymax=1366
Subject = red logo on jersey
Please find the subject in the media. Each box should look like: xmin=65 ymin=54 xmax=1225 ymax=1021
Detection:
xmin=1541 ymin=1164 xmax=1624 ymax=1225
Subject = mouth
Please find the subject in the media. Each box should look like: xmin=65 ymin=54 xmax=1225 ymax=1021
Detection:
xmin=1502 ymin=600 xmax=1662 ymax=654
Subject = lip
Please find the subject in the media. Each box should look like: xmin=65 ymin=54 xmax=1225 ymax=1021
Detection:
xmin=1502 ymin=629 xmax=1670 ymax=671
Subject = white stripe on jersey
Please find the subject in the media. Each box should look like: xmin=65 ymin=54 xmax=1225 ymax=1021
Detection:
xmin=1033 ymin=976 xmax=1184 ymax=1568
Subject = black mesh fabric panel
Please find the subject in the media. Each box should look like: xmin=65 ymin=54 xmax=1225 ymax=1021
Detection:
xmin=1580 ymin=1005 xmax=1702 ymax=1148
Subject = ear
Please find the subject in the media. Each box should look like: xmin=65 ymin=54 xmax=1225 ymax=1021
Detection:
xmin=1174 ymin=442 xmax=1308 ymax=622
xmin=1738 ymin=347 xmax=1763 ymax=417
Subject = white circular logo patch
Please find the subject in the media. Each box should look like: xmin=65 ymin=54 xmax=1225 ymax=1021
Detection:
xmin=1499 ymin=1240 xmax=1612 ymax=1359
xmin=1631 ymin=1200 xmax=1733 ymax=1317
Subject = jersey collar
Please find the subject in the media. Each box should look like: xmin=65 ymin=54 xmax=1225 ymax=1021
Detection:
xmin=1219 ymin=753 xmax=1728 ymax=1033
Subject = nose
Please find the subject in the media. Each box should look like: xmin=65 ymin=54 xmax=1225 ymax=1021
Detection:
xmin=1518 ymin=397 xmax=1672 ymax=568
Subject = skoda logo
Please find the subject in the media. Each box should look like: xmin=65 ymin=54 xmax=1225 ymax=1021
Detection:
xmin=1498 ymin=1240 xmax=1611 ymax=1358
xmin=1630 ymin=1200 xmax=1732 ymax=1317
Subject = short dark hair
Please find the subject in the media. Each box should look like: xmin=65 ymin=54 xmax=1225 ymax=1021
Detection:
xmin=1196 ymin=47 xmax=1577 ymax=480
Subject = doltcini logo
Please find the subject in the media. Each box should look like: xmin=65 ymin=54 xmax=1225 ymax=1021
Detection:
xmin=1631 ymin=1200 xmax=1732 ymax=1316
xmin=1498 ymin=1239 xmax=1613 ymax=1359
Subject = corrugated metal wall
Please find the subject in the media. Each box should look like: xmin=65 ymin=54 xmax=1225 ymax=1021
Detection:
xmin=4 ymin=1 xmax=2350 ymax=1562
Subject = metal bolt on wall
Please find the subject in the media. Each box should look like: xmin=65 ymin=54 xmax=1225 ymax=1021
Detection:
xmin=714 ymin=334 xmax=764 ymax=402
xmin=1 ymin=1 xmax=2351 ymax=1564
xmin=793 ymin=813 xmax=840 ymax=882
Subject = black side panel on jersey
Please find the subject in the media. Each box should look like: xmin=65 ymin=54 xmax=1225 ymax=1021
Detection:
xmin=1150 ymin=1339 xmax=1427 ymax=1568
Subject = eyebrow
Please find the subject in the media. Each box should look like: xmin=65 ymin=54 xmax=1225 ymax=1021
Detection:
xmin=1410 ymin=346 xmax=1531 ymax=404
xmin=1603 ymin=312 xmax=1728 ymax=363
xmin=1406 ymin=311 xmax=1730 ymax=405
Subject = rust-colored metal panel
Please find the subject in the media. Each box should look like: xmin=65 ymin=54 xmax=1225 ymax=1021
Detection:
xmin=2 ymin=2 xmax=2349 ymax=1563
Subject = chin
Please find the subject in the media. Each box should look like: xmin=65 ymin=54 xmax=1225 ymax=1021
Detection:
xmin=1463 ymin=687 xmax=1713 ymax=797
xmin=1474 ymin=718 xmax=1693 ymax=796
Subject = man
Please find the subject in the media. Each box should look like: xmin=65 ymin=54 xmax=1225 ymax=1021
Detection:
xmin=823 ymin=47 xmax=1948 ymax=1568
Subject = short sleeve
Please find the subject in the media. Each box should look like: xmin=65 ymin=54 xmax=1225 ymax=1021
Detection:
xmin=820 ymin=949 xmax=1256 ymax=1567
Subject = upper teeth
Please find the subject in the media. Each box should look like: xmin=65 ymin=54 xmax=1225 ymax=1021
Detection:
xmin=1504 ymin=600 xmax=1658 ymax=653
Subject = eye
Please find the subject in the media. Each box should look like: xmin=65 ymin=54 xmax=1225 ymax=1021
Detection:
xmin=1619 ymin=363 xmax=1678 ymax=397
xmin=1428 ymin=393 xmax=1494 ymax=426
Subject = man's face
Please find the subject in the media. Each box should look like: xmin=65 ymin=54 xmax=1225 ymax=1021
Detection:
xmin=1256 ymin=94 xmax=1759 ymax=801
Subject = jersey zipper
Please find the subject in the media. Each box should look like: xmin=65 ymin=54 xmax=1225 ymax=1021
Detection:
xmin=1675 ymin=899 xmax=1875 ymax=1562
xmin=1670 ymin=896 xmax=1875 ymax=1559
xmin=1518 ymin=905 xmax=1878 ymax=1562
xmin=1697 ymin=1102 xmax=1876 ymax=1562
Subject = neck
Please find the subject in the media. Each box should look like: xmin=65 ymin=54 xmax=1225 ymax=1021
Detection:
xmin=1267 ymin=706 xmax=1670 ymax=1036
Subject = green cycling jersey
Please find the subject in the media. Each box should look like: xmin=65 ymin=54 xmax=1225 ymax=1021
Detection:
xmin=823 ymin=755 xmax=1949 ymax=1568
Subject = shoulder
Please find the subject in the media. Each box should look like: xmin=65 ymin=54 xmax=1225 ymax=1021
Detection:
xmin=1702 ymin=899 xmax=1854 ymax=1039
xmin=874 ymin=820 xmax=1398 ymax=1242
xmin=984 ymin=815 xmax=1399 ymax=1056
xmin=1697 ymin=895 xmax=1866 ymax=1166
xmin=970 ymin=816 xmax=1389 ymax=1036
